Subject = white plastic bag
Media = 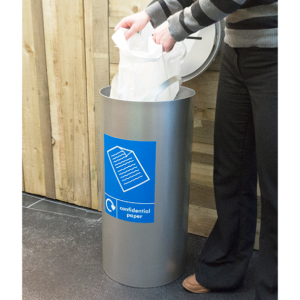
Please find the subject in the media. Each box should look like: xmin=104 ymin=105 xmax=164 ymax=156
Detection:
xmin=110 ymin=28 xmax=185 ymax=102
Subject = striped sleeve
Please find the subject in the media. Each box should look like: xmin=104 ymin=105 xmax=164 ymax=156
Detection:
xmin=168 ymin=0 xmax=247 ymax=41
xmin=144 ymin=0 xmax=194 ymax=29
xmin=145 ymin=0 xmax=278 ymax=47
xmin=145 ymin=0 xmax=247 ymax=41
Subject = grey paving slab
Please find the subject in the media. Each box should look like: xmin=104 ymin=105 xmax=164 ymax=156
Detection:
xmin=23 ymin=207 xmax=258 ymax=300
xmin=29 ymin=199 xmax=87 ymax=218
xmin=22 ymin=193 xmax=43 ymax=207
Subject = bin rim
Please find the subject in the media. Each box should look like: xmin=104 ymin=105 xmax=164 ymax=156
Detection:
xmin=99 ymin=85 xmax=195 ymax=103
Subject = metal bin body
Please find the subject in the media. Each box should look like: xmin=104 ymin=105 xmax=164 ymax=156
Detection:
xmin=100 ymin=86 xmax=195 ymax=287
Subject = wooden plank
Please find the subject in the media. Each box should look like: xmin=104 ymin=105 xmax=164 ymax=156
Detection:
xmin=193 ymin=142 xmax=214 ymax=155
xmin=109 ymin=0 xmax=149 ymax=19
xmin=192 ymin=142 xmax=214 ymax=165
xmin=188 ymin=205 xmax=217 ymax=237
xmin=84 ymin=0 xmax=98 ymax=210
xmin=190 ymin=184 xmax=215 ymax=209
xmin=108 ymin=1 xmax=151 ymax=29
xmin=42 ymin=0 xmax=91 ymax=207
xmin=193 ymin=120 xmax=215 ymax=145
xmin=191 ymin=162 xmax=214 ymax=188
xmin=188 ymin=205 xmax=260 ymax=250
xmin=183 ymin=70 xmax=219 ymax=111
xmin=109 ymin=16 xmax=123 ymax=28
xmin=192 ymin=150 xmax=213 ymax=165
xmin=31 ymin=0 xmax=56 ymax=199
xmin=22 ymin=0 xmax=46 ymax=196
xmin=93 ymin=0 xmax=110 ymax=211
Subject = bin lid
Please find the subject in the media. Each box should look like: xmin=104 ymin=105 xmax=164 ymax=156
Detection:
xmin=140 ymin=1 xmax=222 ymax=82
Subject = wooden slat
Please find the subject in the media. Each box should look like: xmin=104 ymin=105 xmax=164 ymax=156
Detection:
xmin=93 ymin=0 xmax=110 ymax=211
xmin=191 ymin=162 xmax=214 ymax=188
xmin=31 ymin=0 xmax=55 ymax=199
xmin=22 ymin=0 xmax=46 ymax=196
xmin=84 ymin=0 xmax=98 ymax=210
xmin=109 ymin=0 xmax=149 ymax=19
xmin=188 ymin=205 xmax=217 ymax=237
xmin=192 ymin=142 xmax=214 ymax=165
xmin=109 ymin=16 xmax=123 ymax=29
xmin=190 ymin=184 xmax=215 ymax=209
xmin=42 ymin=0 xmax=91 ymax=207
xmin=193 ymin=142 xmax=214 ymax=155
xmin=193 ymin=120 xmax=215 ymax=144
xmin=188 ymin=205 xmax=260 ymax=250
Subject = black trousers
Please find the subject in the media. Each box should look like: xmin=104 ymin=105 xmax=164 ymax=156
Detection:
xmin=195 ymin=43 xmax=278 ymax=300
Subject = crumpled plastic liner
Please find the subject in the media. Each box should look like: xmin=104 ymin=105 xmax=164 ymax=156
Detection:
xmin=110 ymin=28 xmax=185 ymax=102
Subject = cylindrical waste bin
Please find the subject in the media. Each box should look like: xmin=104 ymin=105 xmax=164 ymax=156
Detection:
xmin=99 ymin=85 xmax=195 ymax=288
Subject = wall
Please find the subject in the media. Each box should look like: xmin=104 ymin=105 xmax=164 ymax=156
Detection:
xmin=22 ymin=0 xmax=261 ymax=249
xmin=22 ymin=0 xmax=110 ymax=210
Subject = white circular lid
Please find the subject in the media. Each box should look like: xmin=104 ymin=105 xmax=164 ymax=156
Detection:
xmin=140 ymin=9 xmax=221 ymax=82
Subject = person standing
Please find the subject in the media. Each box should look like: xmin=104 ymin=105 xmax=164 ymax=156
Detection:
xmin=115 ymin=1 xmax=278 ymax=299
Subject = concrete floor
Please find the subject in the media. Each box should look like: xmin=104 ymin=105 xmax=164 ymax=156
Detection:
xmin=23 ymin=192 xmax=258 ymax=300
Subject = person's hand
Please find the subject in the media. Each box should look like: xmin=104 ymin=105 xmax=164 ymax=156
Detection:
xmin=152 ymin=22 xmax=176 ymax=52
xmin=114 ymin=11 xmax=150 ymax=40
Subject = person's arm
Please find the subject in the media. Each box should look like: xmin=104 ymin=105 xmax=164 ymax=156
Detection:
xmin=144 ymin=0 xmax=191 ymax=29
xmin=114 ymin=0 xmax=193 ymax=40
xmin=146 ymin=0 xmax=246 ymax=41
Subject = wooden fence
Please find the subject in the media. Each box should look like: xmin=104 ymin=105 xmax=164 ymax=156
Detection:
xmin=22 ymin=0 xmax=261 ymax=249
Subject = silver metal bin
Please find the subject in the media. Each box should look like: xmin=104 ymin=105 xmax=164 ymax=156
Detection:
xmin=99 ymin=85 xmax=195 ymax=287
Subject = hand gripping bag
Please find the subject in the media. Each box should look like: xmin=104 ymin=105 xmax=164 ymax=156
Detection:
xmin=110 ymin=28 xmax=185 ymax=102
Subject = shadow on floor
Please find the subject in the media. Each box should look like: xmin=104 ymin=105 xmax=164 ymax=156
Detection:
xmin=22 ymin=192 xmax=258 ymax=300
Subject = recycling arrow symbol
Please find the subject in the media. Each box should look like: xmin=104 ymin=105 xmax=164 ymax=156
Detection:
xmin=106 ymin=198 xmax=116 ymax=212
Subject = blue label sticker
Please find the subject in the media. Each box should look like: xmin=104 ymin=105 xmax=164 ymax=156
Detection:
xmin=104 ymin=134 xmax=156 ymax=223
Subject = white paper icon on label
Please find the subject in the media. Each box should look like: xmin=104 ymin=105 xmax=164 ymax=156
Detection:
xmin=107 ymin=146 xmax=150 ymax=192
